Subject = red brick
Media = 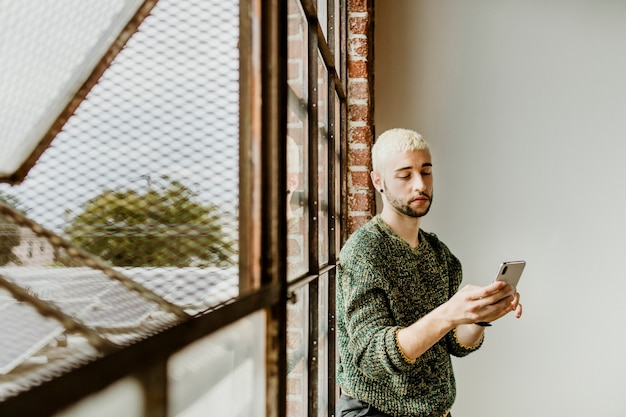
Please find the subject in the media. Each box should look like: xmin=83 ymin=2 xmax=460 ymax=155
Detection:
xmin=348 ymin=80 xmax=369 ymax=101
xmin=349 ymin=125 xmax=373 ymax=145
xmin=348 ymin=0 xmax=368 ymax=13
xmin=349 ymin=193 xmax=373 ymax=212
xmin=349 ymin=171 xmax=372 ymax=189
xmin=346 ymin=0 xmax=375 ymax=238
xmin=349 ymin=16 xmax=368 ymax=35
xmin=347 ymin=147 xmax=370 ymax=167
xmin=349 ymin=37 xmax=368 ymax=58
xmin=348 ymin=60 xmax=368 ymax=79
xmin=348 ymin=103 xmax=370 ymax=123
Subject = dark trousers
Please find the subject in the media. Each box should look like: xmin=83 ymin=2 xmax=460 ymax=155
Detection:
xmin=336 ymin=394 xmax=392 ymax=417
xmin=336 ymin=393 xmax=451 ymax=417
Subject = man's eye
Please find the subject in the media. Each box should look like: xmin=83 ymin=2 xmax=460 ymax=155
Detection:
xmin=397 ymin=174 xmax=410 ymax=179
xmin=422 ymin=171 xmax=432 ymax=176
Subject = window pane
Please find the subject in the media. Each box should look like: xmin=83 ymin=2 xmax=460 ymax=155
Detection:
xmin=318 ymin=54 xmax=330 ymax=267
xmin=54 ymin=377 xmax=144 ymax=417
xmin=1 ymin=0 xmax=240 ymax=267
xmin=0 ymin=0 xmax=241 ymax=396
xmin=317 ymin=0 xmax=328 ymax=40
xmin=0 ymin=0 xmax=240 ymax=265
xmin=168 ymin=311 xmax=266 ymax=417
xmin=0 ymin=0 xmax=240 ymax=290
xmin=317 ymin=273 xmax=329 ymax=417
xmin=332 ymin=91 xmax=342 ymax=255
xmin=287 ymin=0 xmax=309 ymax=280
xmin=334 ymin=0 xmax=342 ymax=79
xmin=287 ymin=0 xmax=308 ymax=104
xmin=0 ymin=0 xmax=144 ymax=178
xmin=286 ymin=285 xmax=309 ymax=417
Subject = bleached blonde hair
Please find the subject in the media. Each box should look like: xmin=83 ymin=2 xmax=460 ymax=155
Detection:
xmin=371 ymin=128 xmax=430 ymax=173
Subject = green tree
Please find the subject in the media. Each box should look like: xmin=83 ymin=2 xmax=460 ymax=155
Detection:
xmin=65 ymin=181 xmax=236 ymax=267
xmin=0 ymin=191 xmax=25 ymax=265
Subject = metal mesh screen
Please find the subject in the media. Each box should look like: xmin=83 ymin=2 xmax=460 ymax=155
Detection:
xmin=0 ymin=0 xmax=146 ymax=176
xmin=0 ymin=0 xmax=240 ymax=399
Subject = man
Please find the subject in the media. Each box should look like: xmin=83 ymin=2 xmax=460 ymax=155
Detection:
xmin=336 ymin=128 xmax=522 ymax=417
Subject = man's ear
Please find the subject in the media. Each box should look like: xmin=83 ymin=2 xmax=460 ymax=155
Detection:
xmin=370 ymin=171 xmax=382 ymax=192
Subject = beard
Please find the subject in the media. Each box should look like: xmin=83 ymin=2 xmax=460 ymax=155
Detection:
xmin=386 ymin=189 xmax=433 ymax=218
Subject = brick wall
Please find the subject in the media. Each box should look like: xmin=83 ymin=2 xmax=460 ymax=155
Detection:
xmin=346 ymin=0 xmax=375 ymax=235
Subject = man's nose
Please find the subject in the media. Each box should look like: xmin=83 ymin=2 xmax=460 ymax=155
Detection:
xmin=412 ymin=175 xmax=426 ymax=191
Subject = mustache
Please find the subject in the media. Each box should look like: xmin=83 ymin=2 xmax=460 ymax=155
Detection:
xmin=410 ymin=192 xmax=432 ymax=201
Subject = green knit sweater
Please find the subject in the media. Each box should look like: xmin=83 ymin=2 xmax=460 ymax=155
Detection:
xmin=336 ymin=216 xmax=482 ymax=417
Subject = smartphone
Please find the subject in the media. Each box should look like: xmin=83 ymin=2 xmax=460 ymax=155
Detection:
xmin=476 ymin=260 xmax=526 ymax=326
xmin=495 ymin=260 xmax=525 ymax=290
xmin=492 ymin=260 xmax=525 ymax=303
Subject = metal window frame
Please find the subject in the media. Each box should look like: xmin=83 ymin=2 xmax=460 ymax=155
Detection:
xmin=284 ymin=0 xmax=346 ymax=416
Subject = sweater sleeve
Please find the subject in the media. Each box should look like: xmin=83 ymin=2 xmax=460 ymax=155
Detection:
xmin=446 ymin=327 xmax=484 ymax=357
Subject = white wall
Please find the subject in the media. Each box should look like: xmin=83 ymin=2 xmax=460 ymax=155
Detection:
xmin=375 ymin=1 xmax=626 ymax=416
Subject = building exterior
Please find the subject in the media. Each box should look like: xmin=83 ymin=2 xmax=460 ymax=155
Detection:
xmin=11 ymin=228 xmax=55 ymax=266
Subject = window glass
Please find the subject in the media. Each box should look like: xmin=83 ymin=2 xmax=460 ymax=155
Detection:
xmin=0 ymin=0 xmax=144 ymax=179
xmin=0 ymin=0 xmax=241 ymax=400
xmin=287 ymin=0 xmax=310 ymax=280
xmin=0 ymin=0 xmax=240 ymax=300
xmin=169 ymin=311 xmax=266 ymax=417
xmin=317 ymin=0 xmax=328 ymax=40
xmin=317 ymin=273 xmax=329 ymax=417
xmin=334 ymin=0 xmax=342 ymax=78
xmin=286 ymin=285 xmax=309 ymax=417
xmin=333 ymin=91 xmax=342 ymax=255
xmin=318 ymin=54 xmax=330 ymax=267
xmin=54 ymin=377 xmax=143 ymax=417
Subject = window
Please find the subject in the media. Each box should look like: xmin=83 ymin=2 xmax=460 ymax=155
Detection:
xmin=0 ymin=1 xmax=346 ymax=416
xmin=285 ymin=0 xmax=345 ymax=415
